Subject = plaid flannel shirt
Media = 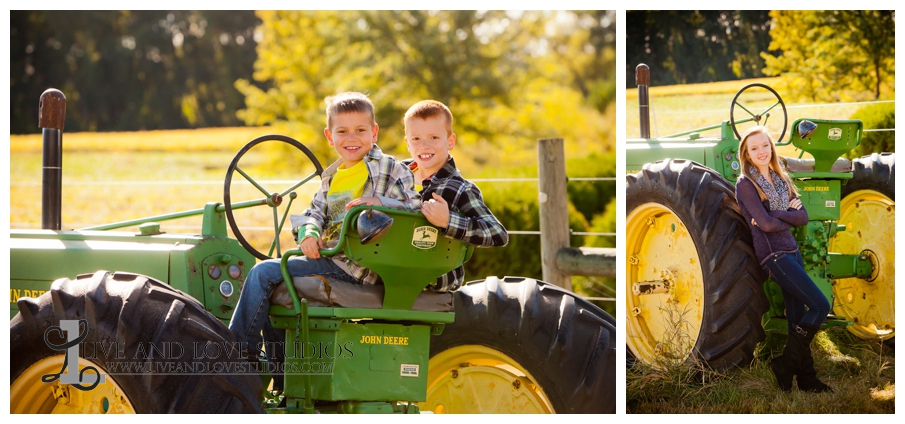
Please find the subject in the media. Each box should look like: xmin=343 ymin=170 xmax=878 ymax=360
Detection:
xmin=291 ymin=145 xmax=420 ymax=284
xmin=404 ymin=156 xmax=509 ymax=292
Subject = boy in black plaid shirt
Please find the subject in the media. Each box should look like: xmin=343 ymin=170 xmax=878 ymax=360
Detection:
xmin=402 ymin=100 xmax=509 ymax=292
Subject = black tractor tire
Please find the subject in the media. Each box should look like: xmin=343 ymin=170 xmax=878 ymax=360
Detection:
xmin=831 ymin=153 xmax=895 ymax=341
xmin=844 ymin=153 xmax=894 ymax=197
xmin=426 ymin=276 xmax=616 ymax=414
xmin=625 ymin=159 xmax=768 ymax=370
xmin=10 ymin=271 xmax=264 ymax=413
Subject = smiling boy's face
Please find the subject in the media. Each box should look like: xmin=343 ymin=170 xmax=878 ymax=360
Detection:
xmin=405 ymin=116 xmax=455 ymax=175
xmin=325 ymin=111 xmax=379 ymax=168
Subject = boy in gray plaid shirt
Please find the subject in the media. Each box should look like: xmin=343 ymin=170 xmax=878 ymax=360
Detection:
xmin=230 ymin=92 xmax=419 ymax=354
xmin=402 ymin=100 xmax=509 ymax=292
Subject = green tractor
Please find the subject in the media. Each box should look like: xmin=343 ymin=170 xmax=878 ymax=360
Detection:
xmin=9 ymin=89 xmax=616 ymax=413
xmin=625 ymin=65 xmax=894 ymax=369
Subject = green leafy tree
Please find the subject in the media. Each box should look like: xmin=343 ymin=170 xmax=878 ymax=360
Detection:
xmin=585 ymin=198 xmax=616 ymax=249
xmin=846 ymin=103 xmax=895 ymax=158
xmin=236 ymin=10 xmax=532 ymax=161
xmin=544 ymin=11 xmax=617 ymax=113
xmin=565 ymin=152 xmax=616 ymax=222
xmin=237 ymin=11 xmax=614 ymax=165
xmin=763 ymin=10 xmax=895 ymax=102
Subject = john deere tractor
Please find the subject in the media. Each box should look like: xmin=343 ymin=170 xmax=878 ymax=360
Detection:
xmin=9 ymin=89 xmax=616 ymax=413
xmin=625 ymin=65 xmax=894 ymax=370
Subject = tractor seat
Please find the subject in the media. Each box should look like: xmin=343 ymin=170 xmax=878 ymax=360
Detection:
xmin=275 ymin=206 xmax=472 ymax=312
xmin=270 ymin=275 xmax=454 ymax=312
xmin=785 ymin=118 xmax=862 ymax=173
xmin=781 ymin=156 xmax=852 ymax=173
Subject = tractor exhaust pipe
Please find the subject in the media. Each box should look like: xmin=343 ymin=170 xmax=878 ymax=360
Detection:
xmin=39 ymin=89 xmax=66 ymax=230
xmin=636 ymin=64 xmax=650 ymax=138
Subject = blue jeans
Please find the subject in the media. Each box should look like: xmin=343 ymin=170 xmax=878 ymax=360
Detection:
xmin=763 ymin=251 xmax=831 ymax=331
xmin=229 ymin=256 xmax=359 ymax=351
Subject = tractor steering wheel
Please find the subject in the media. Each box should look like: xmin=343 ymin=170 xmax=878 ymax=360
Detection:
xmin=224 ymin=135 xmax=324 ymax=260
xmin=730 ymin=83 xmax=788 ymax=143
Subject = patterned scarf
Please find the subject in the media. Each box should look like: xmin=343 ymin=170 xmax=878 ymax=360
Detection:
xmin=751 ymin=166 xmax=789 ymax=211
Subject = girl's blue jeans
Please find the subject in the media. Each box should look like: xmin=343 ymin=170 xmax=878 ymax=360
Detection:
xmin=763 ymin=250 xmax=831 ymax=332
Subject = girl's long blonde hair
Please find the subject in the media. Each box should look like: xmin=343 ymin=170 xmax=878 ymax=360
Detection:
xmin=738 ymin=126 xmax=798 ymax=201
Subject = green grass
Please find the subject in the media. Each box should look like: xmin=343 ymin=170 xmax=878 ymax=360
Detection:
xmin=627 ymin=328 xmax=895 ymax=413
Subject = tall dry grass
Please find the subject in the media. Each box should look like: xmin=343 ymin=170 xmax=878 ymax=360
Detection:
xmin=625 ymin=77 xmax=877 ymax=142
xmin=10 ymin=126 xmax=271 ymax=153
xmin=628 ymin=327 xmax=895 ymax=413
xmin=10 ymin=129 xmax=321 ymax=255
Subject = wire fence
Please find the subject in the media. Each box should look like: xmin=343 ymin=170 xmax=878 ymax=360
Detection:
xmin=648 ymin=99 xmax=895 ymax=117
xmin=10 ymin=174 xmax=617 ymax=304
xmin=639 ymin=98 xmax=895 ymax=139
xmin=10 ymin=178 xmax=618 ymax=235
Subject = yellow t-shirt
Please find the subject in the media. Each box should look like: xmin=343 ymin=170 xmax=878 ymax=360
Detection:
xmin=323 ymin=161 xmax=368 ymax=241
xmin=415 ymin=183 xmax=423 ymax=193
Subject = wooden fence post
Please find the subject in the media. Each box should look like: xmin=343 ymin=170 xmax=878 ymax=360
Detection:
xmin=537 ymin=138 xmax=571 ymax=290
xmin=555 ymin=247 xmax=617 ymax=278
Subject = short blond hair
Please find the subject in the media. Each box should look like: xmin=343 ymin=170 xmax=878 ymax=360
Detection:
xmin=403 ymin=100 xmax=453 ymax=136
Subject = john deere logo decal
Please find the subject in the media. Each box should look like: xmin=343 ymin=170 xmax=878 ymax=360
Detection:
xmin=828 ymin=128 xmax=842 ymax=141
xmin=412 ymin=226 xmax=438 ymax=249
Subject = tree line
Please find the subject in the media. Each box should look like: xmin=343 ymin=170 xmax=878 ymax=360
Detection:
xmin=10 ymin=11 xmax=615 ymax=136
xmin=626 ymin=10 xmax=894 ymax=102
xmin=11 ymin=11 xmax=262 ymax=133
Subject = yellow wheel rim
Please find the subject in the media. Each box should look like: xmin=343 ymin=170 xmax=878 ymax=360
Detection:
xmin=10 ymin=355 xmax=136 ymax=414
xmin=421 ymin=345 xmax=554 ymax=413
xmin=830 ymin=189 xmax=895 ymax=341
xmin=626 ymin=203 xmax=705 ymax=366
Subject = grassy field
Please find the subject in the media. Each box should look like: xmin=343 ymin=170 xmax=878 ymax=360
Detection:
xmin=8 ymin=125 xmax=612 ymax=256
xmin=10 ymin=135 xmax=330 ymax=254
xmin=9 ymin=127 xmax=271 ymax=153
xmin=628 ymin=328 xmax=895 ymax=413
xmin=625 ymin=77 xmax=876 ymax=145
